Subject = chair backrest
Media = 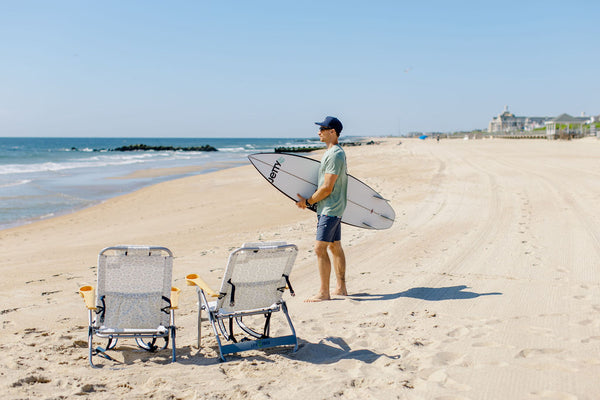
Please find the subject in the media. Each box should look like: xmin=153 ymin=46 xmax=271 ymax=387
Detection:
xmin=216 ymin=242 xmax=297 ymax=313
xmin=96 ymin=246 xmax=173 ymax=329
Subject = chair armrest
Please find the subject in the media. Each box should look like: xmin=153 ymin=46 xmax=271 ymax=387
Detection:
xmin=170 ymin=287 xmax=181 ymax=309
xmin=78 ymin=285 xmax=97 ymax=310
xmin=186 ymin=273 xmax=219 ymax=297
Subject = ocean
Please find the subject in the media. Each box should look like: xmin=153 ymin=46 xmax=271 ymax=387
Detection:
xmin=0 ymin=137 xmax=330 ymax=230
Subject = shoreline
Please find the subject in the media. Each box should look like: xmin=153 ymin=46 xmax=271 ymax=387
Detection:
xmin=106 ymin=160 xmax=247 ymax=180
xmin=0 ymin=159 xmax=250 ymax=232
xmin=0 ymin=137 xmax=335 ymax=232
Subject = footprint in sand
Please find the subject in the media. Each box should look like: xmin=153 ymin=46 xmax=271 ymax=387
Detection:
xmin=432 ymin=351 xmax=467 ymax=367
xmin=418 ymin=369 xmax=471 ymax=392
xmin=515 ymin=348 xmax=563 ymax=358
xmin=10 ymin=374 xmax=51 ymax=387
xmin=77 ymin=383 xmax=107 ymax=395
xmin=484 ymin=319 xmax=502 ymax=325
xmin=577 ymin=319 xmax=595 ymax=326
xmin=581 ymin=336 xmax=600 ymax=343
xmin=3 ymin=320 xmax=16 ymax=329
xmin=527 ymin=326 xmax=555 ymax=337
xmin=446 ymin=326 xmax=469 ymax=338
xmin=472 ymin=341 xmax=502 ymax=348
xmin=530 ymin=390 xmax=578 ymax=400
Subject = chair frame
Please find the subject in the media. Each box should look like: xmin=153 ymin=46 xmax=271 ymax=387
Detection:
xmin=79 ymin=246 xmax=179 ymax=368
xmin=188 ymin=242 xmax=299 ymax=361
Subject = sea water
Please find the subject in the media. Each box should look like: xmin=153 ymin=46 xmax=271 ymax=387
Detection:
xmin=0 ymin=137 xmax=327 ymax=229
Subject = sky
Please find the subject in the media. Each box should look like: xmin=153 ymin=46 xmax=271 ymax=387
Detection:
xmin=1 ymin=1 xmax=599 ymax=138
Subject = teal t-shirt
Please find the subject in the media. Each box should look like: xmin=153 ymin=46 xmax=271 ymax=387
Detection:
xmin=317 ymin=145 xmax=348 ymax=217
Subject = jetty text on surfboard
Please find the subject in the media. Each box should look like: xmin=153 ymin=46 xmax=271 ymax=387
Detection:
xmin=268 ymin=160 xmax=282 ymax=183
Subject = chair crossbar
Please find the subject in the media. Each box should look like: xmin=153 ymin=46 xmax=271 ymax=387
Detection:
xmin=96 ymin=328 xmax=168 ymax=335
xmin=220 ymin=334 xmax=298 ymax=356
xmin=212 ymin=305 xmax=281 ymax=318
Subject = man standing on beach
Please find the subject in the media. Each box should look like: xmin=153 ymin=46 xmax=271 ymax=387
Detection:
xmin=296 ymin=116 xmax=348 ymax=302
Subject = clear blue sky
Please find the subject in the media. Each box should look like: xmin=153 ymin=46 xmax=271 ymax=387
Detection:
xmin=1 ymin=1 xmax=598 ymax=137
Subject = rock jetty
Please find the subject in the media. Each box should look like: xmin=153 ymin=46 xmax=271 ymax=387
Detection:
xmin=111 ymin=144 xmax=218 ymax=152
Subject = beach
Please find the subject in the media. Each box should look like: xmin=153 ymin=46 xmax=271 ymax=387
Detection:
xmin=1 ymin=137 xmax=600 ymax=399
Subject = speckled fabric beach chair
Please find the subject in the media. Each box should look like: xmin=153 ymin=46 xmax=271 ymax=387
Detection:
xmin=186 ymin=242 xmax=298 ymax=361
xmin=78 ymin=246 xmax=180 ymax=367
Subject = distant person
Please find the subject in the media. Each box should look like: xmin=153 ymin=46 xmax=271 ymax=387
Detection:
xmin=296 ymin=116 xmax=348 ymax=302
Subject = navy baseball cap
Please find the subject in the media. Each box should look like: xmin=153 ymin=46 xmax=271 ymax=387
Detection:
xmin=315 ymin=116 xmax=343 ymax=135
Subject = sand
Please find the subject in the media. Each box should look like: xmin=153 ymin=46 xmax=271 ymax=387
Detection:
xmin=1 ymin=137 xmax=600 ymax=399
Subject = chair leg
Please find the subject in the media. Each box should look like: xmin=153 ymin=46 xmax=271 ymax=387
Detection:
xmin=171 ymin=327 xmax=177 ymax=362
xmin=198 ymin=289 xmax=226 ymax=361
xmin=170 ymin=309 xmax=176 ymax=362
xmin=281 ymin=301 xmax=298 ymax=352
xmin=211 ymin=316 xmax=226 ymax=362
xmin=88 ymin=326 xmax=96 ymax=368
xmin=86 ymin=309 xmax=99 ymax=368
xmin=198 ymin=305 xmax=202 ymax=350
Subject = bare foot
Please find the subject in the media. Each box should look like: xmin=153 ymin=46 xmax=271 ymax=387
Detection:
xmin=332 ymin=288 xmax=348 ymax=296
xmin=304 ymin=294 xmax=330 ymax=303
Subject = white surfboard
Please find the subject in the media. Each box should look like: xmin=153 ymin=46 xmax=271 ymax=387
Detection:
xmin=248 ymin=153 xmax=395 ymax=230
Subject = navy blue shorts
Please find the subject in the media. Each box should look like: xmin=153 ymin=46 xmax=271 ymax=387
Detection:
xmin=316 ymin=215 xmax=342 ymax=243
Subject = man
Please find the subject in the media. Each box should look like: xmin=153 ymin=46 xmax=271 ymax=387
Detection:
xmin=296 ymin=116 xmax=348 ymax=302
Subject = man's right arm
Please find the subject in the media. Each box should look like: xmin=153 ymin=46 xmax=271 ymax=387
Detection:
xmin=296 ymin=173 xmax=338 ymax=209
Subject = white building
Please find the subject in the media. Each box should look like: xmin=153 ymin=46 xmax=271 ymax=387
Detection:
xmin=488 ymin=106 xmax=550 ymax=133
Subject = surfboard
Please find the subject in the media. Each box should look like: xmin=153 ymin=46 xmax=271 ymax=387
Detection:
xmin=248 ymin=152 xmax=395 ymax=230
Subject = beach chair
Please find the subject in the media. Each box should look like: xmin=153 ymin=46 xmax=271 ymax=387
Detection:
xmin=186 ymin=242 xmax=298 ymax=361
xmin=78 ymin=246 xmax=180 ymax=367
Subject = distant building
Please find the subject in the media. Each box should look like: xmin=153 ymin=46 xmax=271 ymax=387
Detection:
xmin=488 ymin=106 xmax=550 ymax=133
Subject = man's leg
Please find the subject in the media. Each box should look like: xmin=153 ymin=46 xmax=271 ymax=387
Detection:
xmin=305 ymin=240 xmax=332 ymax=302
xmin=329 ymin=241 xmax=347 ymax=296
